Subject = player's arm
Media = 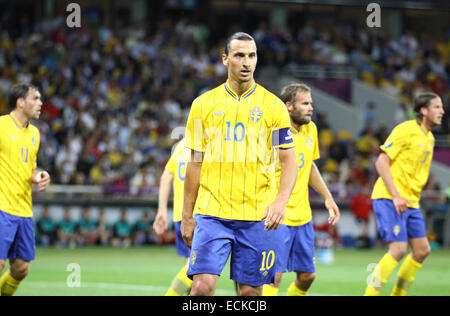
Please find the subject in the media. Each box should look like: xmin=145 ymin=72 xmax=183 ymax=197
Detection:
xmin=153 ymin=169 xmax=174 ymax=235
xmin=32 ymin=169 xmax=50 ymax=192
xmin=375 ymin=152 xmax=411 ymax=215
xmin=181 ymin=150 xmax=203 ymax=247
xmin=262 ymin=147 xmax=297 ymax=230
xmin=309 ymin=162 xmax=340 ymax=225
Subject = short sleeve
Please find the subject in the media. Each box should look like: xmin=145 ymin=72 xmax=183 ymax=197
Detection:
xmin=380 ymin=124 xmax=410 ymax=160
xmin=165 ymin=144 xmax=180 ymax=175
xmin=185 ymin=98 xmax=206 ymax=153
xmin=271 ymin=98 xmax=294 ymax=149
xmin=312 ymin=123 xmax=320 ymax=161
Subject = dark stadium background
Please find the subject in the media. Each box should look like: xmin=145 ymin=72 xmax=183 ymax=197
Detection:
xmin=0 ymin=0 xmax=448 ymax=273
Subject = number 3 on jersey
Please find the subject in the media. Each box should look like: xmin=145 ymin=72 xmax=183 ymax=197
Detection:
xmin=298 ymin=153 xmax=304 ymax=169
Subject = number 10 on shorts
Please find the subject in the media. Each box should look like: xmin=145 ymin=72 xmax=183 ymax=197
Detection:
xmin=260 ymin=250 xmax=275 ymax=272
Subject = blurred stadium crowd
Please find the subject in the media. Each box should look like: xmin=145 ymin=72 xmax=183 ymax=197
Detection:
xmin=0 ymin=14 xmax=448 ymax=204
xmin=35 ymin=206 xmax=171 ymax=248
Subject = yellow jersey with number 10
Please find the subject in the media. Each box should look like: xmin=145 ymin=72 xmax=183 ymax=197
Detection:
xmin=0 ymin=113 xmax=40 ymax=218
xmin=371 ymin=120 xmax=435 ymax=208
xmin=185 ymin=81 xmax=294 ymax=221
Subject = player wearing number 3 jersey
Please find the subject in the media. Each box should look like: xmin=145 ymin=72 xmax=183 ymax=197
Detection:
xmin=262 ymin=83 xmax=340 ymax=296
xmin=181 ymin=32 xmax=297 ymax=296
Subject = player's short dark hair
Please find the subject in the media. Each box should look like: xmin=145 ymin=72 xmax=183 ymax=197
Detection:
xmin=224 ymin=32 xmax=255 ymax=56
xmin=280 ymin=83 xmax=311 ymax=104
xmin=414 ymin=92 xmax=440 ymax=119
xmin=8 ymin=83 xmax=37 ymax=110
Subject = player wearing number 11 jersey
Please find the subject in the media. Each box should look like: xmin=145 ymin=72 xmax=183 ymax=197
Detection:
xmin=0 ymin=83 xmax=51 ymax=296
xmin=181 ymin=32 xmax=298 ymax=296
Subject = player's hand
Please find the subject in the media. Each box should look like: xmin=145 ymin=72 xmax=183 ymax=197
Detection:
xmin=181 ymin=216 xmax=196 ymax=248
xmin=153 ymin=211 xmax=168 ymax=235
xmin=36 ymin=171 xmax=51 ymax=192
xmin=325 ymin=198 xmax=340 ymax=226
xmin=261 ymin=200 xmax=286 ymax=231
xmin=393 ymin=196 xmax=412 ymax=216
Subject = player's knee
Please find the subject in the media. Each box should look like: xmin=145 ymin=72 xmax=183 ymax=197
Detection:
xmin=238 ymin=285 xmax=261 ymax=296
xmin=413 ymin=245 xmax=431 ymax=262
xmin=191 ymin=279 xmax=215 ymax=296
xmin=299 ymin=272 xmax=316 ymax=284
xmin=389 ymin=245 xmax=407 ymax=261
xmin=10 ymin=263 xmax=30 ymax=281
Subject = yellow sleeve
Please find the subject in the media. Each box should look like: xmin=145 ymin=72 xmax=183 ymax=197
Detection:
xmin=271 ymin=98 xmax=294 ymax=149
xmin=33 ymin=127 xmax=40 ymax=169
xmin=380 ymin=124 xmax=410 ymax=160
xmin=165 ymin=141 xmax=183 ymax=175
xmin=312 ymin=123 xmax=320 ymax=160
xmin=185 ymin=98 xmax=206 ymax=153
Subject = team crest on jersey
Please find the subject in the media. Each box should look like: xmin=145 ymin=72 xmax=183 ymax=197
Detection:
xmin=191 ymin=251 xmax=197 ymax=266
xmin=31 ymin=136 xmax=37 ymax=148
xmin=306 ymin=136 xmax=313 ymax=149
xmin=250 ymin=107 xmax=263 ymax=124
xmin=393 ymin=225 xmax=401 ymax=236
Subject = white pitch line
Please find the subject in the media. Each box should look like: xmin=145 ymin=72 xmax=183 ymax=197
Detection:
xmin=26 ymin=281 xmax=236 ymax=295
xmin=26 ymin=281 xmax=338 ymax=296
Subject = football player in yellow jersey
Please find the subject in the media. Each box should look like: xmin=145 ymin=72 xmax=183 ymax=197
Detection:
xmin=153 ymin=138 xmax=193 ymax=296
xmin=0 ymin=83 xmax=51 ymax=296
xmin=365 ymin=92 xmax=445 ymax=296
xmin=262 ymin=83 xmax=340 ymax=296
xmin=182 ymin=32 xmax=298 ymax=296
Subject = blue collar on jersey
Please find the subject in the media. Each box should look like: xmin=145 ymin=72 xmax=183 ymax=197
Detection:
xmin=224 ymin=81 xmax=257 ymax=101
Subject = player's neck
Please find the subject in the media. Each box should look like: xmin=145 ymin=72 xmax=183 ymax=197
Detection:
xmin=11 ymin=109 xmax=30 ymax=128
xmin=291 ymin=121 xmax=302 ymax=132
xmin=227 ymin=79 xmax=254 ymax=97
xmin=418 ymin=118 xmax=432 ymax=133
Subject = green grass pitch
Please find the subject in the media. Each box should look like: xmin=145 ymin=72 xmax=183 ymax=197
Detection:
xmin=7 ymin=246 xmax=450 ymax=296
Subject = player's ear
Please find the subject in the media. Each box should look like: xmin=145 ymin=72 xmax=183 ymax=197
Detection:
xmin=285 ymin=101 xmax=293 ymax=112
xmin=16 ymin=97 xmax=25 ymax=110
xmin=420 ymin=106 xmax=428 ymax=118
xmin=222 ymin=53 xmax=228 ymax=67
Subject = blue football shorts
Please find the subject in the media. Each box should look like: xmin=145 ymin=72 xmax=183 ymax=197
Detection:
xmin=373 ymin=199 xmax=427 ymax=242
xmin=173 ymin=221 xmax=191 ymax=258
xmin=276 ymin=221 xmax=315 ymax=273
xmin=187 ymin=214 xmax=278 ymax=287
xmin=0 ymin=210 xmax=35 ymax=261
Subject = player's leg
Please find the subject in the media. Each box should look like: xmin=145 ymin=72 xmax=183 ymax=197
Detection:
xmin=287 ymin=271 xmax=316 ymax=296
xmin=0 ymin=260 xmax=5 ymax=275
xmin=237 ymin=283 xmax=262 ymax=296
xmin=187 ymin=215 xmax=232 ymax=296
xmin=262 ymin=225 xmax=291 ymax=296
xmin=365 ymin=199 xmax=407 ymax=296
xmin=286 ymin=222 xmax=315 ymax=296
xmin=231 ymin=220 xmax=278 ymax=297
xmin=166 ymin=221 xmax=193 ymax=296
xmin=262 ymin=272 xmax=282 ymax=296
xmin=191 ymin=274 xmax=219 ymax=296
xmin=391 ymin=209 xmax=429 ymax=296
xmin=0 ymin=259 xmax=30 ymax=296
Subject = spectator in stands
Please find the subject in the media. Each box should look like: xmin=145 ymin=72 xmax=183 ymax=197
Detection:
xmin=77 ymin=207 xmax=98 ymax=246
xmin=96 ymin=209 xmax=111 ymax=246
xmin=350 ymin=184 xmax=373 ymax=238
xmin=36 ymin=206 xmax=57 ymax=247
xmin=132 ymin=212 xmax=157 ymax=246
xmin=57 ymin=207 xmax=78 ymax=248
xmin=111 ymin=209 xmax=132 ymax=247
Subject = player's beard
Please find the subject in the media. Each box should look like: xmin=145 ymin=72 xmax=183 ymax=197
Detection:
xmin=292 ymin=114 xmax=311 ymax=127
